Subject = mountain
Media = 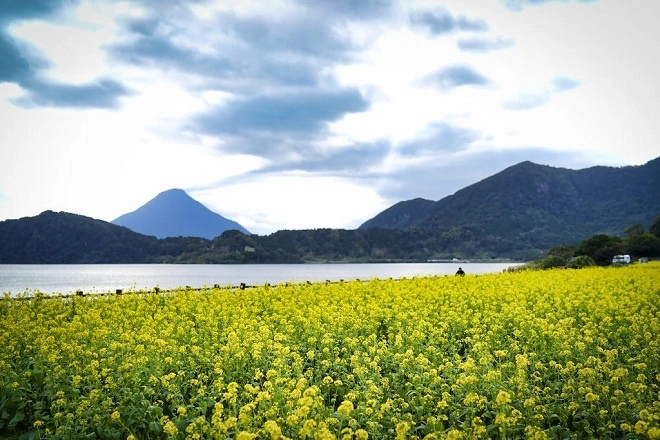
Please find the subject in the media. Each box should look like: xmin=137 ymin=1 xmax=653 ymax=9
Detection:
xmin=360 ymin=198 xmax=435 ymax=229
xmin=0 ymin=211 xmax=164 ymax=263
xmin=360 ymin=157 xmax=660 ymax=253
xmin=0 ymin=210 xmax=212 ymax=264
xmin=112 ymin=189 xmax=250 ymax=239
xmin=1 ymin=159 xmax=657 ymax=264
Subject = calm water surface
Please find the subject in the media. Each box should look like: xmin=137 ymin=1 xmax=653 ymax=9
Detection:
xmin=1 ymin=263 xmax=521 ymax=296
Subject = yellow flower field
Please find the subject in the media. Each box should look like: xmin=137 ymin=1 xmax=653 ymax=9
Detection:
xmin=1 ymin=264 xmax=659 ymax=439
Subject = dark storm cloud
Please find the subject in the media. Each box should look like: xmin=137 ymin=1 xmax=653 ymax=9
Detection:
xmin=423 ymin=65 xmax=490 ymax=90
xmin=411 ymin=8 xmax=488 ymax=35
xmin=13 ymin=78 xmax=131 ymax=109
xmin=399 ymin=123 xmax=479 ymax=156
xmin=457 ymin=36 xmax=514 ymax=53
xmin=193 ymin=89 xmax=368 ymax=139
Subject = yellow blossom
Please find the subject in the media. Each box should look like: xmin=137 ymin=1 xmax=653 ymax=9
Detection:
xmin=337 ymin=400 xmax=354 ymax=417
xmin=163 ymin=421 xmax=178 ymax=437
xmin=495 ymin=390 xmax=512 ymax=406
xmin=395 ymin=421 xmax=410 ymax=439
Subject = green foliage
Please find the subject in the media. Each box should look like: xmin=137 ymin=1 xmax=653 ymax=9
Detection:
xmin=363 ymin=158 xmax=660 ymax=258
xmin=359 ymin=198 xmax=435 ymax=229
xmin=626 ymin=233 xmax=660 ymax=258
xmin=1 ymin=267 xmax=658 ymax=438
xmin=208 ymin=159 xmax=660 ymax=263
xmin=533 ymin=255 xmax=567 ymax=269
xmin=624 ymin=224 xmax=646 ymax=237
xmin=538 ymin=217 xmax=660 ymax=268
xmin=2 ymin=211 xmax=656 ymax=264
xmin=650 ymin=216 xmax=660 ymax=238
xmin=566 ymin=255 xmax=596 ymax=269
xmin=546 ymin=245 xmax=576 ymax=261
xmin=0 ymin=211 xmax=165 ymax=263
xmin=575 ymin=234 xmax=625 ymax=266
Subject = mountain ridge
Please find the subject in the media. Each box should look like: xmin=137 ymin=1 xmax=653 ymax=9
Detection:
xmin=360 ymin=158 xmax=660 ymax=251
xmin=1 ymin=157 xmax=658 ymax=263
xmin=0 ymin=210 xmax=162 ymax=263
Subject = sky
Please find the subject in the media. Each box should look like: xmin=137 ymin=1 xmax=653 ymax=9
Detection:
xmin=1 ymin=0 xmax=658 ymax=235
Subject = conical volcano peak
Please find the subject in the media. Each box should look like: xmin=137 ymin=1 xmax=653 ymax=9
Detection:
xmin=112 ymin=189 xmax=250 ymax=239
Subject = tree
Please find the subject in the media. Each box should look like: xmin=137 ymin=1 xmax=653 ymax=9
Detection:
xmin=624 ymin=224 xmax=646 ymax=238
xmin=566 ymin=255 xmax=596 ymax=269
xmin=546 ymin=245 xmax=576 ymax=261
xmin=575 ymin=234 xmax=625 ymax=266
xmin=626 ymin=233 xmax=660 ymax=258
xmin=650 ymin=216 xmax=660 ymax=239
xmin=536 ymin=255 xmax=567 ymax=269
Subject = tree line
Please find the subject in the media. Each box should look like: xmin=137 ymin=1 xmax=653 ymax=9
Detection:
xmin=529 ymin=216 xmax=660 ymax=269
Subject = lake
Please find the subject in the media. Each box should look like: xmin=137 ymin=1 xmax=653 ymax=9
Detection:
xmin=0 ymin=263 xmax=521 ymax=296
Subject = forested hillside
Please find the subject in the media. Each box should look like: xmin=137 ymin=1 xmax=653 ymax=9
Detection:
xmin=361 ymin=158 xmax=660 ymax=252
xmin=0 ymin=211 xmax=203 ymax=263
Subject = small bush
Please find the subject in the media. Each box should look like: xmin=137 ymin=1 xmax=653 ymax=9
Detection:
xmin=566 ymin=255 xmax=596 ymax=269
xmin=535 ymin=255 xmax=567 ymax=269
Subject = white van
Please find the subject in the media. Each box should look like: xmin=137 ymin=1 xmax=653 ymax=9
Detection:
xmin=612 ymin=254 xmax=631 ymax=264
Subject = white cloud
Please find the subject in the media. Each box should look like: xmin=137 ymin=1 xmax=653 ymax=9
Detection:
xmin=193 ymin=173 xmax=389 ymax=235
xmin=1 ymin=0 xmax=658 ymax=233
xmin=9 ymin=20 xmax=112 ymax=84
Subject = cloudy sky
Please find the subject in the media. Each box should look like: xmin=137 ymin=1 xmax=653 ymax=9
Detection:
xmin=1 ymin=0 xmax=658 ymax=235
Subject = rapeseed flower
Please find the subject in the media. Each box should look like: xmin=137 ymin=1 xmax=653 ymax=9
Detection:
xmin=337 ymin=400 xmax=354 ymax=417
xmin=163 ymin=420 xmax=178 ymax=437
xmin=495 ymin=390 xmax=512 ymax=406
xmin=1 ymin=264 xmax=658 ymax=438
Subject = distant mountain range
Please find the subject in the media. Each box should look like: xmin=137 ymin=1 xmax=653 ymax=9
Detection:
xmin=112 ymin=188 xmax=249 ymax=239
xmin=360 ymin=158 xmax=660 ymax=251
xmin=0 ymin=158 xmax=658 ymax=263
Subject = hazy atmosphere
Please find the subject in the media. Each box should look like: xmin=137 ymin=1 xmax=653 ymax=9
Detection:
xmin=1 ymin=0 xmax=658 ymax=235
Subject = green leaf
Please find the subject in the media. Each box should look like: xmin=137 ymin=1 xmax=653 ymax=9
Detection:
xmin=19 ymin=430 xmax=40 ymax=440
xmin=8 ymin=409 xmax=26 ymax=429
xmin=149 ymin=420 xmax=161 ymax=433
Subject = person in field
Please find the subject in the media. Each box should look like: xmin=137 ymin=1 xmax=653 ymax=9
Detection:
xmin=456 ymin=267 xmax=465 ymax=276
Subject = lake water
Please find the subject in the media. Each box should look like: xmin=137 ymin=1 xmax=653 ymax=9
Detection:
xmin=0 ymin=263 xmax=521 ymax=296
